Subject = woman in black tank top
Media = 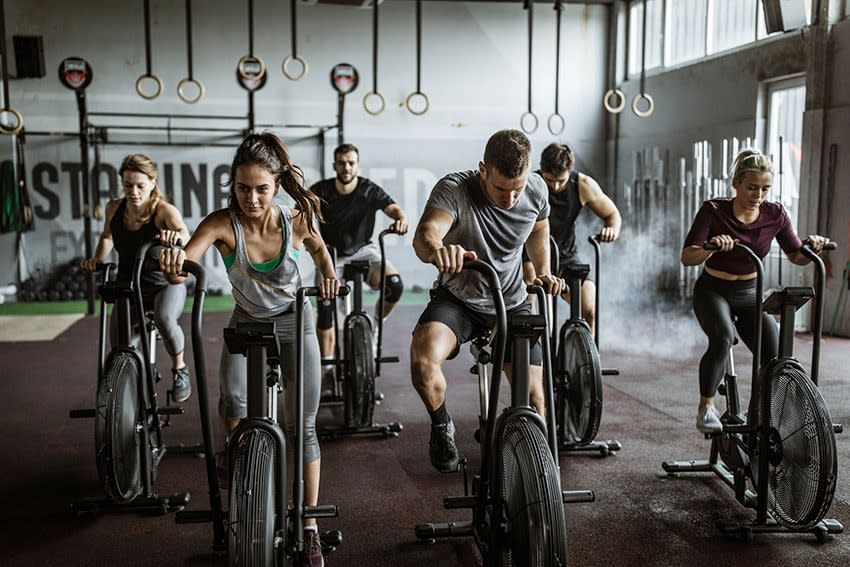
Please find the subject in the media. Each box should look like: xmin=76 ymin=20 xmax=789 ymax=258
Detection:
xmin=80 ymin=154 xmax=193 ymax=403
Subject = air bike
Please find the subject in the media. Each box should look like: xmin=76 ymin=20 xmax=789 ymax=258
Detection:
xmin=662 ymin=241 xmax=843 ymax=541
xmin=415 ymin=259 xmax=594 ymax=565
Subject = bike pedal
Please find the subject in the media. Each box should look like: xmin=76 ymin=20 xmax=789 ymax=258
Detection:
xmin=320 ymin=529 xmax=342 ymax=552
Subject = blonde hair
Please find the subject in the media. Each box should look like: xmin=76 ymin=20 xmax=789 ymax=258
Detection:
xmin=118 ymin=153 xmax=164 ymax=221
xmin=730 ymin=149 xmax=774 ymax=185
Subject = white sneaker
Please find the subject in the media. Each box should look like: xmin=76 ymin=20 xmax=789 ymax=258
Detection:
xmin=696 ymin=404 xmax=722 ymax=434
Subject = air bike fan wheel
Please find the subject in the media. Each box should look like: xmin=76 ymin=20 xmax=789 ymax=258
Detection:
xmin=750 ymin=359 xmax=837 ymax=530
xmin=494 ymin=417 xmax=567 ymax=566
xmin=557 ymin=324 xmax=603 ymax=444
xmin=95 ymin=350 xmax=144 ymax=503
xmin=344 ymin=315 xmax=376 ymax=428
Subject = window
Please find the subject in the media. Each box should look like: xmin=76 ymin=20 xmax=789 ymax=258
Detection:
xmin=627 ymin=0 xmax=786 ymax=74
xmin=666 ymin=0 xmax=708 ymax=66
xmin=708 ymin=0 xmax=761 ymax=54
xmin=628 ymin=0 xmax=664 ymax=75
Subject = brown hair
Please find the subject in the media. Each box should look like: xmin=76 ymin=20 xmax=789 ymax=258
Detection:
xmin=333 ymin=143 xmax=359 ymax=161
xmin=227 ymin=131 xmax=323 ymax=234
xmin=730 ymin=149 xmax=774 ymax=185
xmin=118 ymin=153 xmax=163 ymax=222
xmin=540 ymin=143 xmax=575 ymax=176
xmin=482 ymin=129 xmax=531 ymax=179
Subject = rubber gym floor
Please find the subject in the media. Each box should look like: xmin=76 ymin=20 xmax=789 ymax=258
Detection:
xmin=1 ymin=300 xmax=848 ymax=567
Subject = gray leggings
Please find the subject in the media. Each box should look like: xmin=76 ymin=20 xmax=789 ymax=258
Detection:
xmin=220 ymin=300 xmax=322 ymax=464
xmin=109 ymin=283 xmax=187 ymax=357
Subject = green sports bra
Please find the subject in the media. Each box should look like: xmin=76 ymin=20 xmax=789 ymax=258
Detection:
xmin=222 ymin=247 xmax=299 ymax=272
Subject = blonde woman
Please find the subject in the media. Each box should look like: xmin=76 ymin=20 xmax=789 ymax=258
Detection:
xmin=681 ymin=149 xmax=828 ymax=434
xmin=81 ymin=154 xmax=192 ymax=402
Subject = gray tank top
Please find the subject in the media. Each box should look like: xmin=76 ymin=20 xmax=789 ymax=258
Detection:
xmin=227 ymin=205 xmax=301 ymax=317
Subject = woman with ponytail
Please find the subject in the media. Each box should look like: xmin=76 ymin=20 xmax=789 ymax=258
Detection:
xmin=82 ymin=153 xmax=192 ymax=403
xmin=682 ymin=149 xmax=828 ymax=435
xmin=159 ymin=132 xmax=338 ymax=566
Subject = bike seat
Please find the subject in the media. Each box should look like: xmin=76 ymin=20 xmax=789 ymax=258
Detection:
xmin=342 ymin=260 xmax=371 ymax=280
xmin=762 ymin=287 xmax=814 ymax=315
xmin=561 ymin=263 xmax=591 ymax=281
xmin=223 ymin=322 xmax=280 ymax=362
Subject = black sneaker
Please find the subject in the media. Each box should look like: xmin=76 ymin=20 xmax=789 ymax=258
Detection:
xmin=172 ymin=366 xmax=191 ymax=403
xmin=429 ymin=420 xmax=459 ymax=472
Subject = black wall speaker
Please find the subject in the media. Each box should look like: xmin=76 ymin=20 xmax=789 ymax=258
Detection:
xmin=13 ymin=35 xmax=46 ymax=79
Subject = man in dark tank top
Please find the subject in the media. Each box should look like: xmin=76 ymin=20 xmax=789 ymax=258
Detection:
xmin=523 ymin=143 xmax=621 ymax=334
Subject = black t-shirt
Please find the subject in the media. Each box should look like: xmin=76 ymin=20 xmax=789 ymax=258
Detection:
xmin=310 ymin=177 xmax=395 ymax=256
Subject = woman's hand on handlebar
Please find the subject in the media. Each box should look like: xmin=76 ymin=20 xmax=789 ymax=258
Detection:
xmin=158 ymin=229 xmax=183 ymax=248
xmin=159 ymin=247 xmax=187 ymax=276
xmin=318 ymin=276 xmax=341 ymax=300
xmin=803 ymin=234 xmax=829 ymax=252
xmin=708 ymin=234 xmax=738 ymax=252
xmin=430 ymin=245 xmax=476 ymax=273
xmin=534 ymin=273 xmax=566 ymax=296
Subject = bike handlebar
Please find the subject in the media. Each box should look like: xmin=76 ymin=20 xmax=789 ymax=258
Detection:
xmin=299 ymin=285 xmax=351 ymax=298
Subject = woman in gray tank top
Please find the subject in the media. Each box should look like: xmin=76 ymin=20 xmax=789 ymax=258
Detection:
xmin=159 ymin=132 xmax=340 ymax=561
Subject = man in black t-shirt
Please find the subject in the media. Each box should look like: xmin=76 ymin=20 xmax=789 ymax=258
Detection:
xmin=310 ymin=143 xmax=409 ymax=384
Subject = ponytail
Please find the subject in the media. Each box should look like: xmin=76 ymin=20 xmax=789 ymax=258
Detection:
xmin=227 ymin=131 xmax=323 ymax=234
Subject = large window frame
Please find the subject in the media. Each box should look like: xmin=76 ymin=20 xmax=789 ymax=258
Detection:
xmin=626 ymin=0 xmax=803 ymax=77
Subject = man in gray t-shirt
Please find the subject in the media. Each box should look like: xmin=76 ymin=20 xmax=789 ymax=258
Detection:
xmin=410 ymin=129 xmax=565 ymax=473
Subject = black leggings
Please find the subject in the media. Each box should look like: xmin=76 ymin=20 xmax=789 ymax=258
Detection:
xmin=692 ymin=272 xmax=779 ymax=398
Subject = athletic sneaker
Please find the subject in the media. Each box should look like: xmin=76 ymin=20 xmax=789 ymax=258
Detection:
xmin=305 ymin=528 xmax=324 ymax=567
xmin=172 ymin=366 xmax=191 ymax=403
xmin=429 ymin=419 xmax=459 ymax=472
xmin=696 ymin=404 xmax=722 ymax=434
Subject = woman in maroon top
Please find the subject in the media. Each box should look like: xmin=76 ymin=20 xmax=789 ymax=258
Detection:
xmin=681 ymin=149 xmax=828 ymax=434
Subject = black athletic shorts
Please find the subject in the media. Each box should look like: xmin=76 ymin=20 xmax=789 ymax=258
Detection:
xmin=415 ymin=286 xmax=543 ymax=365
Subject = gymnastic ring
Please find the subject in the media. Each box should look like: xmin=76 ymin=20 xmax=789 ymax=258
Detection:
xmin=404 ymin=91 xmax=429 ymax=116
xmin=603 ymin=88 xmax=626 ymax=114
xmin=0 ymin=108 xmax=24 ymax=135
xmin=135 ymin=74 xmax=163 ymax=100
xmin=520 ymin=111 xmax=538 ymax=134
xmin=282 ymin=54 xmax=308 ymax=80
xmin=631 ymin=92 xmax=654 ymax=118
xmin=363 ymin=91 xmax=386 ymax=116
xmin=237 ymin=54 xmax=266 ymax=81
xmin=177 ymin=77 xmax=205 ymax=104
xmin=547 ymin=113 xmax=565 ymax=136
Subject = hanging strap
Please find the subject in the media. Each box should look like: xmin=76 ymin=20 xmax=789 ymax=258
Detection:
xmin=135 ymin=0 xmax=163 ymax=100
xmin=547 ymin=0 xmax=565 ymax=135
xmin=282 ymin=0 xmax=308 ymax=80
xmin=520 ymin=0 xmax=538 ymax=134
xmin=178 ymin=0 xmax=205 ymax=103
xmin=405 ymin=0 xmax=429 ymax=115
xmin=0 ymin=0 xmax=22 ymax=135
xmin=631 ymin=0 xmax=654 ymax=117
xmin=363 ymin=0 xmax=385 ymax=115
xmin=238 ymin=0 xmax=267 ymax=82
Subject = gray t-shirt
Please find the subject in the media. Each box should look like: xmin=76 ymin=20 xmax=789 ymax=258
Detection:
xmin=425 ymin=169 xmax=550 ymax=313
